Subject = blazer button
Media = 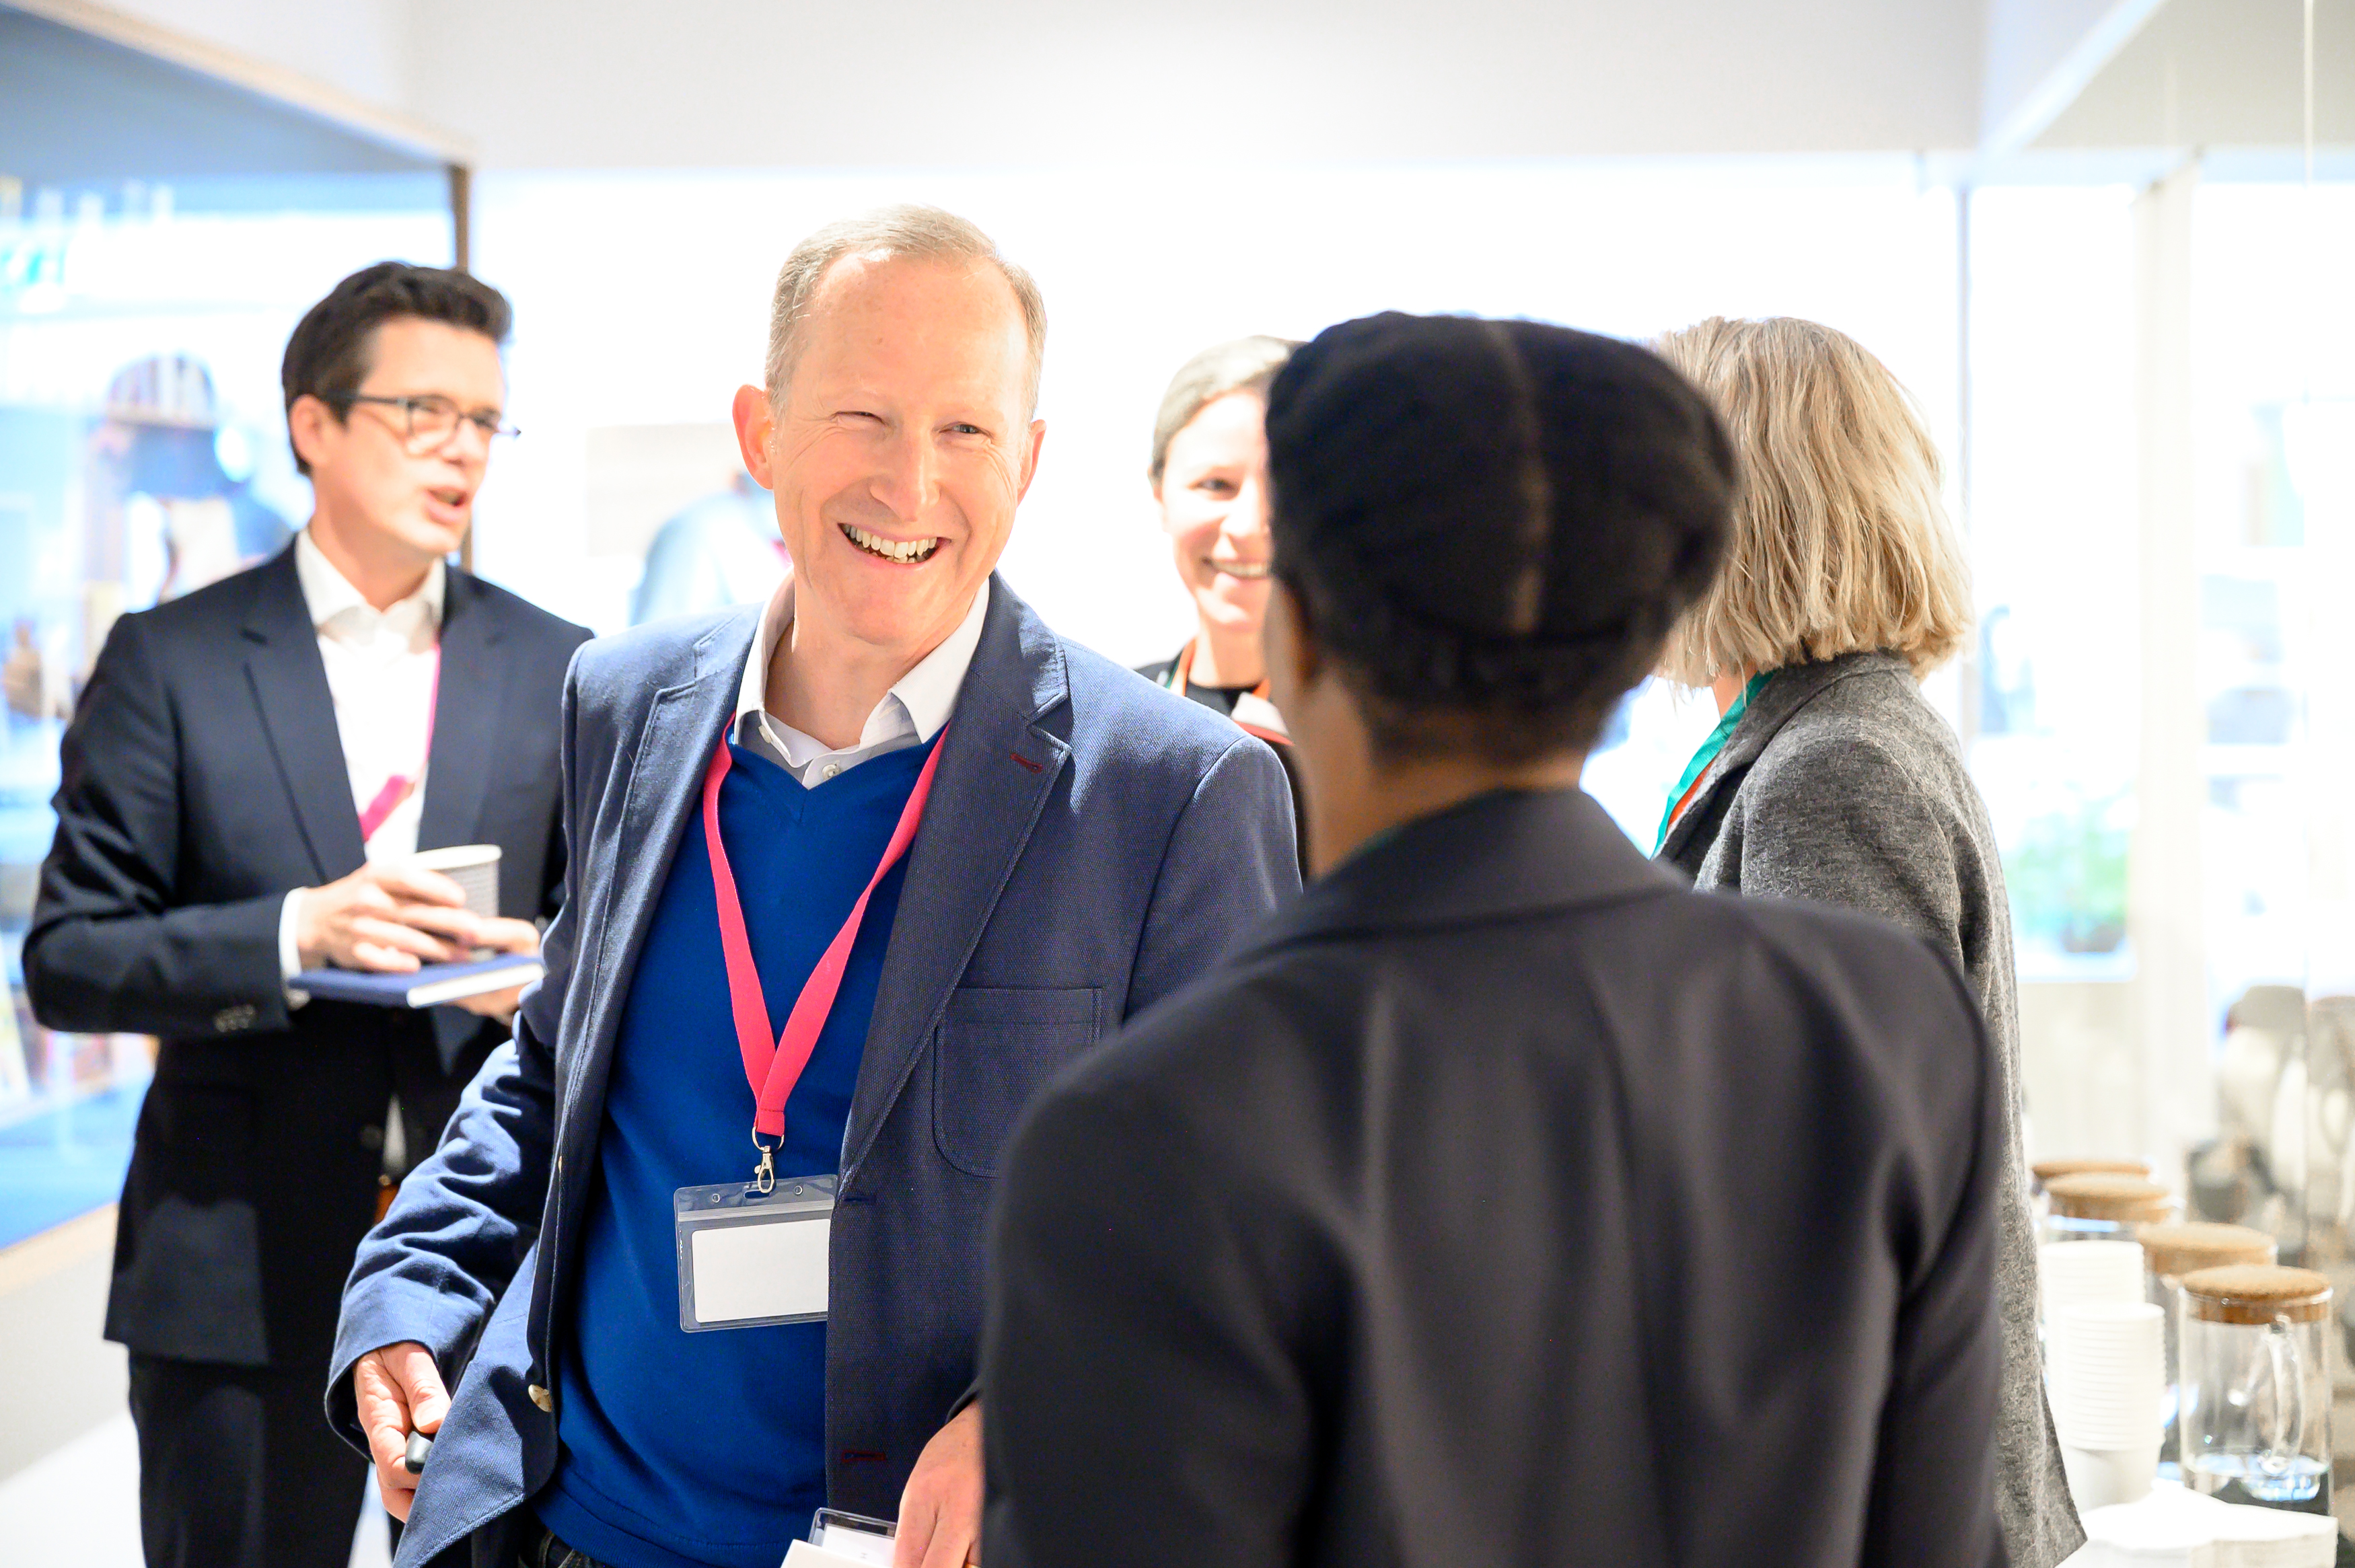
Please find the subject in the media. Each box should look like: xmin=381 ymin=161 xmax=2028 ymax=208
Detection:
xmin=528 ymin=1384 xmax=554 ymax=1413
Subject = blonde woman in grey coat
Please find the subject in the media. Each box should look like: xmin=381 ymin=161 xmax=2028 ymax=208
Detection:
xmin=1652 ymin=315 xmax=2080 ymax=1568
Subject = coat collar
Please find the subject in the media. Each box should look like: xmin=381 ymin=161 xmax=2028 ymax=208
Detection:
xmin=843 ymin=575 xmax=1069 ymax=1179
xmin=1237 ymin=786 xmax=1677 ymax=963
xmin=556 ymin=604 xmax=760 ymax=1148
xmin=1655 ymin=649 xmax=1913 ymax=865
xmin=415 ymin=568 xmax=507 ymax=853
xmin=239 ymin=544 xmax=362 ymax=883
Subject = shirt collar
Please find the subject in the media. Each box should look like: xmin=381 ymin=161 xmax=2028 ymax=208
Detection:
xmin=735 ymin=574 xmax=990 ymax=754
xmin=294 ymin=526 xmax=447 ymax=633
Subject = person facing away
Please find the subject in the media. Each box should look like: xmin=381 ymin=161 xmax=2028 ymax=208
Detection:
xmin=983 ymin=312 xmax=2010 ymax=1568
xmin=24 ymin=262 xmax=587 ymax=1568
xmin=332 ymin=205 xmax=1299 ymax=1568
xmin=1650 ymin=315 xmax=2076 ymax=1568
xmin=1132 ymin=336 xmax=1306 ymax=858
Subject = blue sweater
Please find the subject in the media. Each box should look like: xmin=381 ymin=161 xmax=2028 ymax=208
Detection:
xmin=536 ymin=738 xmax=930 ymax=1568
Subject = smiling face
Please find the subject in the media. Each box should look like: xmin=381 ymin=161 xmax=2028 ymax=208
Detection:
xmin=291 ymin=316 xmax=503 ymax=569
xmin=1157 ymin=390 xmax=1272 ymax=642
xmin=735 ymin=253 xmax=1043 ymax=662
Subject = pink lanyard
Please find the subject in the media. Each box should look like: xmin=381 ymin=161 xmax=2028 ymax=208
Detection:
xmin=700 ymin=724 xmax=947 ymax=1189
xmin=358 ymin=646 xmax=441 ymax=842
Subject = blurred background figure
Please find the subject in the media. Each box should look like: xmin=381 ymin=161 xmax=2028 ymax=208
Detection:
xmin=1651 ymin=315 xmax=2077 ymax=1568
xmin=4 ymin=354 xmax=294 ymax=727
xmin=1134 ymin=336 xmax=1304 ymax=852
xmin=628 ymin=470 xmax=785 ymax=624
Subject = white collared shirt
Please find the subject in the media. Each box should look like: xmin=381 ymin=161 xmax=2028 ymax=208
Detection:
xmin=278 ymin=527 xmax=447 ymax=983
xmin=733 ymin=576 xmax=988 ymax=787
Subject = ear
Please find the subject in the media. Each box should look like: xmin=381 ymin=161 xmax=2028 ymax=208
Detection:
xmin=287 ymin=394 xmax=338 ymax=474
xmin=1013 ymin=418 xmax=1046 ymax=504
xmin=731 ymin=384 xmax=777 ymax=488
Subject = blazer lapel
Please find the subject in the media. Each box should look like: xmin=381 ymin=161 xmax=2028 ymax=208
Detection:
xmin=240 ymin=548 xmax=365 ymax=884
xmin=415 ymin=569 xmax=507 ymax=854
xmin=559 ymin=612 xmax=755 ymax=1132
xmin=842 ymin=578 xmax=1068 ymax=1181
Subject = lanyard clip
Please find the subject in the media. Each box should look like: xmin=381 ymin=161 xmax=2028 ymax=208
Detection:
xmin=751 ymin=1132 xmax=777 ymax=1195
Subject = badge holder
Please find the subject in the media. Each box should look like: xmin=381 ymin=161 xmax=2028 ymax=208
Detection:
xmin=781 ymin=1509 xmax=896 ymax=1567
xmin=674 ymin=1166 xmax=836 ymax=1333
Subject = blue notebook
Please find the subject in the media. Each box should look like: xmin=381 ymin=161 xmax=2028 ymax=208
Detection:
xmin=290 ymin=955 xmax=545 ymax=1008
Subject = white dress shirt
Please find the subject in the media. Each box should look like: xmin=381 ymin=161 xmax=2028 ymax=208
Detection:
xmin=731 ymin=575 xmax=988 ymax=786
xmin=277 ymin=528 xmax=447 ymax=983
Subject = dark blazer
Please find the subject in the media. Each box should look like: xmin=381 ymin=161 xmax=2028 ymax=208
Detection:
xmin=1657 ymin=651 xmax=2076 ymax=1568
xmin=328 ymin=576 xmax=1298 ymax=1568
xmin=24 ymin=544 xmax=589 ymax=1373
xmin=984 ymin=787 xmax=2006 ymax=1568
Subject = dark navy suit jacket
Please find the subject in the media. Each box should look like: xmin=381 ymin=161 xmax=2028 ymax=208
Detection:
xmin=26 ymin=546 xmax=586 ymax=1375
xmin=328 ymin=576 xmax=1298 ymax=1566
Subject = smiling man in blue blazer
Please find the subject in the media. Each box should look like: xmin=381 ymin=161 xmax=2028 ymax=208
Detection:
xmin=328 ymin=205 xmax=1297 ymax=1568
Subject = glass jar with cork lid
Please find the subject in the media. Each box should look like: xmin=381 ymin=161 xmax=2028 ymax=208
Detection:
xmin=2177 ymin=1263 xmax=2333 ymax=1514
xmin=2136 ymin=1223 xmax=2278 ymax=1475
xmin=2043 ymin=1173 xmax=2177 ymax=1245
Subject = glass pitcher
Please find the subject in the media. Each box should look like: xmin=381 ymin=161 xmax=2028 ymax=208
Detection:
xmin=2137 ymin=1223 xmax=2277 ymax=1476
xmin=2178 ymin=1264 xmax=2333 ymax=1512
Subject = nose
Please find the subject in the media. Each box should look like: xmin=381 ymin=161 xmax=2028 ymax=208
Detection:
xmin=866 ymin=424 xmax=936 ymax=523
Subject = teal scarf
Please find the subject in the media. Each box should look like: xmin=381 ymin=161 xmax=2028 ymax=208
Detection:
xmin=1655 ymin=672 xmax=1772 ymax=853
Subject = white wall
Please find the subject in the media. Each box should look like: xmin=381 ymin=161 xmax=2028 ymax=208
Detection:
xmin=87 ymin=0 xmax=1996 ymax=168
xmin=463 ymin=159 xmax=1962 ymax=669
xmin=401 ymin=0 xmax=1989 ymax=169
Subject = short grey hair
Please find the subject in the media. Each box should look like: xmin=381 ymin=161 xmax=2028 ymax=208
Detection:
xmin=1149 ymin=334 xmax=1299 ymax=482
xmin=764 ymin=204 xmax=1048 ymax=416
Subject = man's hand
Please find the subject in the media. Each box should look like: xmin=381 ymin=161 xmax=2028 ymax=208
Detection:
xmin=355 ymin=1341 xmax=449 ymax=1522
xmin=451 ymin=916 xmax=542 ymax=1023
xmin=296 ymin=862 xmax=478 ymax=973
xmin=895 ymin=1402 xmax=982 ymax=1568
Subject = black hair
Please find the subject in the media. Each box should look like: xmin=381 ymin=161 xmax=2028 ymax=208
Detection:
xmin=1265 ymin=312 xmax=1736 ymax=765
xmin=280 ymin=261 xmax=512 ymax=475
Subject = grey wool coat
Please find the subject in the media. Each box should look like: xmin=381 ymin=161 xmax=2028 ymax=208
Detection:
xmin=1658 ymin=650 xmax=2082 ymax=1568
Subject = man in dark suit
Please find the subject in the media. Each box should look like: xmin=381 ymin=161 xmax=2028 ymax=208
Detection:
xmin=25 ymin=262 xmax=589 ymax=1568
xmin=984 ymin=314 xmax=2008 ymax=1568
xmin=330 ymin=207 xmax=1296 ymax=1568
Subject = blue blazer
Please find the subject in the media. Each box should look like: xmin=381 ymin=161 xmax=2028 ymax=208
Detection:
xmin=330 ymin=576 xmax=1299 ymax=1566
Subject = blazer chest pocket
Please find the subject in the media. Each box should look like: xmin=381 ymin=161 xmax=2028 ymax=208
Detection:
xmin=932 ymin=986 xmax=1101 ymax=1178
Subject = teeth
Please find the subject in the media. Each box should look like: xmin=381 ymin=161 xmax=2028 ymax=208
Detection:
xmin=842 ymin=522 xmax=939 ymax=564
xmin=1216 ymin=561 xmax=1270 ymax=579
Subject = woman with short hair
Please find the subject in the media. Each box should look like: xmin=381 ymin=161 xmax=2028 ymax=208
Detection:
xmin=1136 ymin=336 xmax=1306 ymax=853
xmin=1652 ymin=315 xmax=2079 ymax=1568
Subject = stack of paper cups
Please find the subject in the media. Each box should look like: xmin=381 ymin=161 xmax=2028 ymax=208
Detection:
xmin=2041 ymin=1240 xmax=2148 ymax=1415
xmin=2042 ymin=1240 xmax=2148 ymax=1325
xmin=2055 ymin=1301 xmax=2165 ymax=1511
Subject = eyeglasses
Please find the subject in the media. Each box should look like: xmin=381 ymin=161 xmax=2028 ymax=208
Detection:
xmin=334 ymin=392 xmax=520 ymax=453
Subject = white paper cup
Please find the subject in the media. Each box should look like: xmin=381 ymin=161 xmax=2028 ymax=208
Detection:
xmin=2041 ymin=1240 xmax=2147 ymax=1322
xmin=2063 ymin=1440 xmax=2161 ymax=1511
xmin=2055 ymin=1302 xmax=2165 ymax=1450
xmin=412 ymin=844 xmax=501 ymax=920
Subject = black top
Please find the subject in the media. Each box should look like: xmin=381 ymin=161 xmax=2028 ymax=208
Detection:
xmin=24 ymin=544 xmax=588 ymax=1369
xmin=1134 ymin=656 xmax=1247 ymax=716
xmin=984 ymin=786 xmax=2005 ymax=1568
